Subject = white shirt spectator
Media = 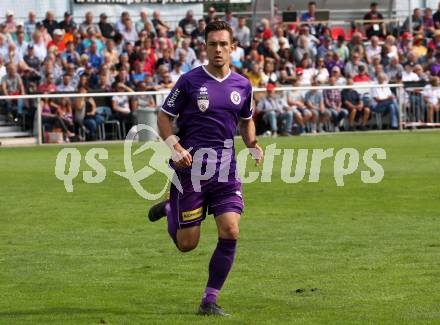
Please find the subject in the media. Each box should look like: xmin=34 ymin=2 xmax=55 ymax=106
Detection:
xmin=112 ymin=95 xmax=130 ymax=114
xmin=366 ymin=44 xmax=382 ymax=62
xmin=0 ymin=44 xmax=8 ymax=61
xmin=371 ymin=85 xmax=393 ymax=101
xmin=192 ymin=57 xmax=209 ymax=68
xmin=32 ymin=42 xmax=47 ymax=62
xmin=170 ymin=69 xmax=183 ymax=83
xmin=422 ymin=85 xmax=440 ymax=105
xmin=175 ymin=47 xmax=196 ymax=66
xmin=402 ymin=70 xmax=419 ymax=82
xmin=15 ymin=41 xmax=28 ymax=61
xmin=121 ymin=27 xmax=139 ymax=44
xmin=235 ymin=25 xmax=250 ymax=48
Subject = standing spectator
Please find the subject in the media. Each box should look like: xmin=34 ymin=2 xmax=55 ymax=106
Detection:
xmin=324 ymin=76 xmax=348 ymax=131
xmin=370 ymin=73 xmax=399 ymax=129
xmin=136 ymin=10 xmax=151 ymax=34
xmin=79 ymin=12 xmax=100 ymax=35
xmin=24 ymin=11 xmax=37 ymax=39
xmin=98 ymin=13 xmax=115 ymax=39
xmin=363 ymin=2 xmax=385 ymax=39
xmin=43 ymin=11 xmax=58 ymax=37
xmin=300 ymin=1 xmax=319 ymax=35
xmin=58 ymin=12 xmax=77 ymax=32
xmin=179 ymin=10 xmax=197 ymax=36
xmin=256 ymin=83 xmax=293 ymax=136
xmin=304 ymin=80 xmax=331 ymax=133
xmin=342 ymin=77 xmax=371 ymax=131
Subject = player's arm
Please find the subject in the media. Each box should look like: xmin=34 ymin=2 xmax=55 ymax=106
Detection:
xmin=157 ymin=111 xmax=192 ymax=168
xmin=239 ymin=118 xmax=263 ymax=166
xmin=158 ymin=76 xmax=192 ymax=169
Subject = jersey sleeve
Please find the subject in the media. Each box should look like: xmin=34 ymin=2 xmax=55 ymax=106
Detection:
xmin=161 ymin=75 xmax=188 ymax=117
xmin=240 ymin=83 xmax=254 ymax=120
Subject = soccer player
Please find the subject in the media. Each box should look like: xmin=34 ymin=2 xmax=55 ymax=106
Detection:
xmin=147 ymin=20 xmax=263 ymax=316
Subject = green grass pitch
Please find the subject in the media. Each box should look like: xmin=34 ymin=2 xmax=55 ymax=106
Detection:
xmin=1 ymin=131 xmax=440 ymax=325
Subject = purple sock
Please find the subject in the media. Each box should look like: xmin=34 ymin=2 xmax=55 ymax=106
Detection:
xmin=165 ymin=201 xmax=177 ymax=245
xmin=202 ymin=238 xmax=237 ymax=304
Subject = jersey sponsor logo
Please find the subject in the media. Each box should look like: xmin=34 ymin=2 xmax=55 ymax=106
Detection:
xmin=182 ymin=206 xmax=203 ymax=221
xmin=197 ymin=86 xmax=209 ymax=112
xmin=230 ymin=91 xmax=241 ymax=105
xmin=167 ymin=88 xmax=180 ymax=107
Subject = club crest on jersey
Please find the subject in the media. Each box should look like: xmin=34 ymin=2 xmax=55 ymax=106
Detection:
xmin=230 ymin=91 xmax=241 ymax=105
xmin=197 ymin=86 xmax=209 ymax=112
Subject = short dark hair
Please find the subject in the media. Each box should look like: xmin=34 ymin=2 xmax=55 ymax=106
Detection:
xmin=204 ymin=20 xmax=233 ymax=44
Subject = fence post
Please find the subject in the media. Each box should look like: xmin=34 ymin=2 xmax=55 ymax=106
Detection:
xmin=398 ymin=85 xmax=404 ymax=131
xmin=37 ymin=97 xmax=42 ymax=145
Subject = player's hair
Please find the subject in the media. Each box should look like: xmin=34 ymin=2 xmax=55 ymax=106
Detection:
xmin=204 ymin=20 xmax=234 ymax=44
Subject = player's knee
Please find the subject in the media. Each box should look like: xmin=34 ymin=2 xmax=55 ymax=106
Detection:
xmin=177 ymin=240 xmax=198 ymax=252
xmin=221 ymin=224 xmax=240 ymax=240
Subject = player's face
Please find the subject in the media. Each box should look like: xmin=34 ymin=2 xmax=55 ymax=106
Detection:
xmin=206 ymin=30 xmax=234 ymax=68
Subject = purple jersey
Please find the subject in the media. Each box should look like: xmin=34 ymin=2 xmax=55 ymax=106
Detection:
xmin=161 ymin=65 xmax=253 ymax=154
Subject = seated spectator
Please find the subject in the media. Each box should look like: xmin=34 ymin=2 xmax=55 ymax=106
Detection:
xmin=317 ymin=36 xmax=333 ymax=59
xmin=414 ymin=64 xmax=429 ymax=81
xmin=235 ymin=17 xmax=250 ymax=49
xmin=112 ymin=82 xmax=135 ymax=131
xmin=74 ymin=85 xmax=104 ymax=141
xmin=353 ymin=65 xmax=371 ymax=82
xmin=334 ymin=35 xmax=350 ymax=62
xmin=398 ymin=32 xmax=413 ymax=57
xmin=403 ymin=8 xmax=423 ymax=33
xmin=224 ymin=9 xmax=238 ymax=32
xmin=79 ymin=12 xmax=100 ymax=35
xmin=47 ymin=29 xmax=66 ymax=53
xmin=179 ymin=10 xmax=197 ymax=36
xmin=131 ymin=61 xmax=146 ymax=85
xmin=365 ymin=36 xmax=382 ymax=64
xmin=344 ymin=52 xmax=367 ymax=78
xmin=205 ymin=6 xmax=217 ymax=25
xmin=151 ymin=11 xmax=170 ymax=33
xmin=370 ymin=73 xmax=399 ymax=129
xmin=385 ymin=56 xmax=403 ymax=83
xmin=38 ymin=72 xmax=57 ymax=93
xmin=331 ymin=66 xmax=347 ymax=85
xmin=287 ymin=78 xmax=313 ymax=134
xmin=87 ymin=42 xmax=103 ymax=70
xmin=304 ymin=80 xmax=331 ymax=133
xmin=294 ymin=34 xmax=317 ymax=65
xmin=23 ymin=44 xmax=41 ymax=71
xmin=326 ymin=51 xmax=345 ymax=73
xmin=402 ymin=64 xmax=419 ymax=81
xmin=261 ymin=59 xmax=278 ymax=85
xmin=133 ymin=82 xmax=156 ymax=120
xmin=299 ymin=57 xmax=317 ymax=85
xmin=245 ymin=61 xmax=263 ymax=87
xmin=1 ymin=63 xmax=25 ymax=122
xmin=170 ymin=62 xmax=184 ymax=83
xmin=57 ymin=74 xmax=75 ymax=92
xmin=230 ymin=39 xmax=245 ymax=70
xmin=121 ymin=18 xmax=138 ymax=45
xmin=41 ymin=97 xmax=74 ymax=141
xmin=58 ymin=12 xmax=77 ymax=32
xmin=315 ymin=57 xmax=329 ymax=84
xmin=136 ymin=10 xmax=151 ymax=34
xmin=278 ymin=59 xmax=296 ymax=85
xmin=323 ymin=76 xmax=348 ymax=131
xmin=412 ymin=34 xmax=427 ymax=57
xmin=42 ymin=11 xmax=58 ymax=37
xmin=175 ymin=39 xmax=196 ymax=66
xmin=342 ymin=77 xmax=371 ymax=130
xmin=24 ymin=11 xmax=37 ymax=39
xmin=192 ymin=50 xmax=208 ymax=68
xmin=422 ymin=77 xmax=440 ymax=123
xmin=98 ymin=13 xmax=115 ymax=39
xmin=256 ymin=83 xmax=293 ymax=136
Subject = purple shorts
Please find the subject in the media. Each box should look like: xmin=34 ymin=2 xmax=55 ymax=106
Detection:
xmin=169 ymin=169 xmax=244 ymax=229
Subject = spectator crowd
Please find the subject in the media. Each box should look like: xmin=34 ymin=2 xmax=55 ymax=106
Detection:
xmin=1 ymin=2 xmax=440 ymax=141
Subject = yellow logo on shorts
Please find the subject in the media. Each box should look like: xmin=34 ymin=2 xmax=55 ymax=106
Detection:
xmin=182 ymin=207 xmax=203 ymax=221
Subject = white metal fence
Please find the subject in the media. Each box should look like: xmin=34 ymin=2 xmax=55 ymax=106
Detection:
xmin=3 ymin=82 xmax=437 ymax=145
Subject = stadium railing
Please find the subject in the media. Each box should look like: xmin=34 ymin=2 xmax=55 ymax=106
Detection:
xmin=403 ymin=87 xmax=440 ymax=128
xmin=1 ymin=83 xmax=429 ymax=145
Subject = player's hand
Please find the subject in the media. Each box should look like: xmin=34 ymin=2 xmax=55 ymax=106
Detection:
xmin=172 ymin=144 xmax=193 ymax=169
xmin=250 ymin=144 xmax=264 ymax=166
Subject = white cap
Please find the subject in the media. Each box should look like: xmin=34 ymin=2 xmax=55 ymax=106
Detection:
xmin=53 ymin=29 xmax=65 ymax=36
xmin=6 ymin=10 xmax=14 ymax=17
